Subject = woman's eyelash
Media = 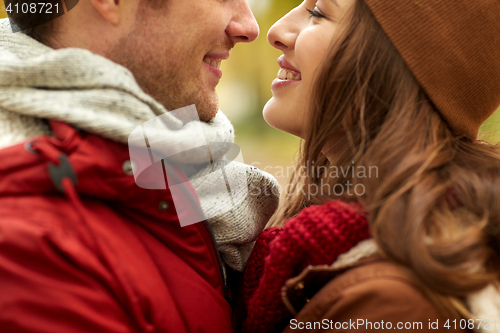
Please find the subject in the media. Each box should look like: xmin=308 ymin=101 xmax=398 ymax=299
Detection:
xmin=307 ymin=8 xmax=326 ymax=18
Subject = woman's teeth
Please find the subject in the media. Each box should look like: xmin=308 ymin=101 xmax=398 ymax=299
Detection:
xmin=278 ymin=68 xmax=301 ymax=81
xmin=203 ymin=57 xmax=222 ymax=69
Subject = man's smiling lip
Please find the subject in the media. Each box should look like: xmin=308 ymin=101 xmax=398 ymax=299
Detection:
xmin=203 ymin=52 xmax=230 ymax=67
xmin=203 ymin=52 xmax=230 ymax=80
xmin=203 ymin=52 xmax=229 ymax=81
xmin=205 ymin=52 xmax=230 ymax=60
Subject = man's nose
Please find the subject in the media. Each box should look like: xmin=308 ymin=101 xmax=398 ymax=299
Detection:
xmin=226 ymin=0 xmax=260 ymax=43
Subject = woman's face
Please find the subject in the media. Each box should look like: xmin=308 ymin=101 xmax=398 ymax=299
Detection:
xmin=263 ymin=0 xmax=356 ymax=138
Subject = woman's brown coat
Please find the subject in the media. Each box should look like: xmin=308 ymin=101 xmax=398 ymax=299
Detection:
xmin=281 ymin=255 xmax=467 ymax=333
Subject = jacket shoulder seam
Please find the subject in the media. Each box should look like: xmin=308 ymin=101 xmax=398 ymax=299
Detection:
xmin=321 ymin=262 xmax=420 ymax=296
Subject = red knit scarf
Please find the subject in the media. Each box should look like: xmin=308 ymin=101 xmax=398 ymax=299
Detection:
xmin=240 ymin=200 xmax=371 ymax=333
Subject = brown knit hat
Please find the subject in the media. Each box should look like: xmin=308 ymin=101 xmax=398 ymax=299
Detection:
xmin=364 ymin=0 xmax=500 ymax=140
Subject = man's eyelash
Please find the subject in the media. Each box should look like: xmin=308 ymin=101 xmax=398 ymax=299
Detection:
xmin=307 ymin=8 xmax=326 ymax=18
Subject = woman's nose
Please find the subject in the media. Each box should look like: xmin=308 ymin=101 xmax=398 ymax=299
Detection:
xmin=267 ymin=7 xmax=302 ymax=51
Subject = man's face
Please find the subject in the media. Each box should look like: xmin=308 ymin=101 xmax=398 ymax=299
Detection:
xmin=109 ymin=0 xmax=259 ymax=121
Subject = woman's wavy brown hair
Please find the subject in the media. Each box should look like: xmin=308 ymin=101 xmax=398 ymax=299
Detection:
xmin=268 ymin=0 xmax=500 ymax=318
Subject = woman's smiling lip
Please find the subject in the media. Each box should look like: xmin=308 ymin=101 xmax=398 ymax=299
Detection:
xmin=271 ymin=78 xmax=300 ymax=90
xmin=277 ymin=55 xmax=301 ymax=74
xmin=272 ymin=55 xmax=302 ymax=90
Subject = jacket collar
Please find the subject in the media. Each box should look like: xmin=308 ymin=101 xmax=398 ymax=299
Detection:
xmin=0 ymin=120 xmax=170 ymax=206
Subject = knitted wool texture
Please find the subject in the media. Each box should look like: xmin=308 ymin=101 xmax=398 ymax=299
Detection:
xmin=241 ymin=200 xmax=370 ymax=333
xmin=364 ymin=0 xmax=500 ymax=140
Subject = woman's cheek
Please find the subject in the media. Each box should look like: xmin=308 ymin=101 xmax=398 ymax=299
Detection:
xmin=296 ymin=26 xmax=336 ymax=78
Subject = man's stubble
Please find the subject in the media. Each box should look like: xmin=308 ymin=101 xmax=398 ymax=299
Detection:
xmin=108 ymin=19 xmax=220 ymax=122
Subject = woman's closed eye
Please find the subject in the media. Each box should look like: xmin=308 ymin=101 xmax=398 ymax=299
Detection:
xmin=307 ymin=7 xmax=326 ymax=19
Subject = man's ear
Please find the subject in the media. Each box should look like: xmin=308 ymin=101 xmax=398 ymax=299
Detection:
xmin=89 ymin=0 xmax=121 ymax=25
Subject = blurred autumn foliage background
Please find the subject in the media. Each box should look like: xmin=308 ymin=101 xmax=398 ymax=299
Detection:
xmin=1 ymin=0 xmax=499 ymax=189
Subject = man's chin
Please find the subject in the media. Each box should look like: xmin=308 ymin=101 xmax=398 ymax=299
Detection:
xmin=197 ymin=106 xmax=219 ymax=122
xmin=158 ymin=90 xmax=218 ymax=122
xmin=195 ymin=95 xmax=219 ymax=122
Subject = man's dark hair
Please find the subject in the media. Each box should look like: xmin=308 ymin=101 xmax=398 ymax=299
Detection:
xmin=4 ymin=0 xmax=76 ymax=45
xmin=4 ymin=0 xmax=165 ymax=46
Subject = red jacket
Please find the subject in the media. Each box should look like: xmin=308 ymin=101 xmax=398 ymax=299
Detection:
xmin=0 ymin=121 xmax=233 ymax=333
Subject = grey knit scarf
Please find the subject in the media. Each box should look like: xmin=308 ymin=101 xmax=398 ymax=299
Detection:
xmin=0 ymin=18 xmax=279 ymax=271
